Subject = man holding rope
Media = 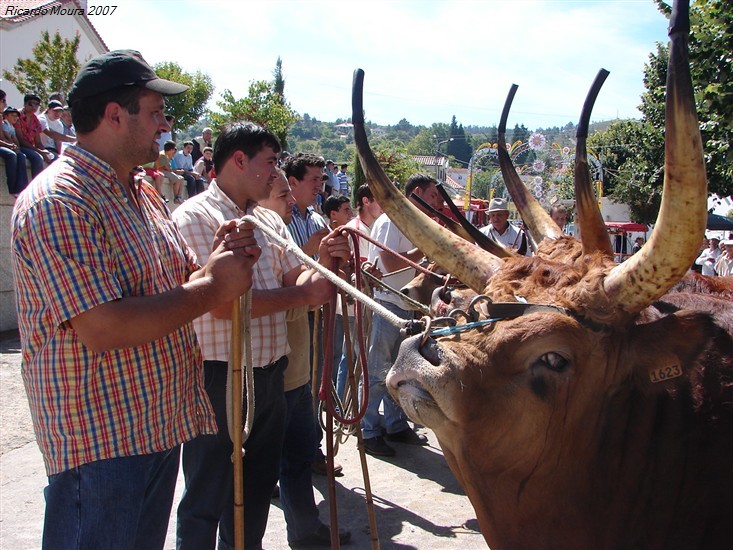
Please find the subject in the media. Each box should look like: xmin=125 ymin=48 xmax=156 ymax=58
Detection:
xmin=361 ymin=173 xmax=441 ymax=457
xmin=173 ymin=122 xmax=350 ymax=550
xmin=10 ymin=50 xmax=261 ymax=549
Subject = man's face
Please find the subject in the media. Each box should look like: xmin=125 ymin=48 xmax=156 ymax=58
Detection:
xmin=123 ymin=90 xmax=170 ymax=165
xmin=242 ymin=146 xmax=280 ymax=202
xmin=203 ymin=129 xmax=212 ymax=142
xmin=551 ymin=209 xmax=567 ymax=227
xmin=24 ymin=99 xmax=40 ymax=114
xmin=5 ymin=112 xmax=19 ymax=126
xmin=183 ymin=144 xmax=193 ymax=155
xmin=290 ymin=165 xmax=324 ymax=209
xmin=710 ymin=239 xmax=719 ymax=250
xmin=412 ymin=182 xmax=442 ymax=214
xmin=331 ymin=201 xmax=354 ymax=227
xmin=489 ymin=210 xmax=510 ymax=232
xmin=203 ymin=150 xmax=213 ymax=161
xmin=60 ymin=110 xmax=72 ymax=126
xmin=259 ymin=171 xmax=295 ymax=224
xmin=362 ymin=197 xmax=382 ymax=220
xmin=46 ymin=108 xmax=61 ymax=121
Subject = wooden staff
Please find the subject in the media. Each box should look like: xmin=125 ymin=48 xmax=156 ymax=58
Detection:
xmin=231 ymin=297 xmax=245 ymax=550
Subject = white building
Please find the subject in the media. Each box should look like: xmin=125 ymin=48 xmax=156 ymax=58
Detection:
xmin=0 ymin=0 xmax=108 ymax=106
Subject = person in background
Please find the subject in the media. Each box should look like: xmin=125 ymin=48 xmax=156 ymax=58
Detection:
xmin=193 ymin=146 xmax=215 ymax=187
xmin=155 ymin=140 xmax=184 ymax=203
xmin=549 ymin=204 xmax=569 ymax=230
xmin=174 ymin=140 xmax=205 ymax=197
xmin=38 ymin=99 xmax=75 ymax=156
xmin=480 ymin=198 xmax=531 ymax=256
xmin=14 ymin=93 xmax=53 ymax=176
xmin=695 ymin=236 xmax=721 ymax=276
xmin=192 ymin=127 xmax=213 ymax=163
xmin=0 ymin=92 xmax=29 ymax=196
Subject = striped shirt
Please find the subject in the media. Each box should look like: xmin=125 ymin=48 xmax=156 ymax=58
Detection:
xmin=288 ymin=204 xmax=328 ymax=255
xmin=11 ymin=145 xmax=217 ymax=475
xmin=172 ymin=181 xmax=302 ymax=366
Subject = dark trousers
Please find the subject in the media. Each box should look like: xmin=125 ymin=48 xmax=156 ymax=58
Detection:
xmin=182 ymin=172 xmax=205 ymax=197
xmin=43 ymin=447 xmax=180 ymax=550
xmin=280 ymin=382 xmax=321 ymax=541
xmin=176 ymin=357 xmax=287 ymax=550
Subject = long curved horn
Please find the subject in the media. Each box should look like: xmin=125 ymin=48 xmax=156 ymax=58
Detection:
xmin=497 ymin=85 xmax=563 ymax=244
xmin=352 ymin=69 xmax=502 ymax=293
xmin=604 ymin=0 xmax=706 ymax=312
xmin=575 ymin=69 xmax=614 ymax=256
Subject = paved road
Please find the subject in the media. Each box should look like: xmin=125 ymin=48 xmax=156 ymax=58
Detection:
xmin=0 ymin=330 xmax=485 ymax=549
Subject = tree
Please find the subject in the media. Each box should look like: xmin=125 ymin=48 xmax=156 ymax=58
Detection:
xmin=212 ymin=80 xmax=298 ymax=149
xmin=273 ymin=56 xmax=285 ymax=97
xmin=2 ymin=31 xmax=82 ymax=103
xmin=153 ymin=62 xmax=214 ymax=132
xmin=353 ymin=141 xmax=421 ymax=191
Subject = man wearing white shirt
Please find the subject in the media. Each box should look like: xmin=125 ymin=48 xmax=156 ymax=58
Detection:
xmin=480 ymin=197 xmax=531 ymax=256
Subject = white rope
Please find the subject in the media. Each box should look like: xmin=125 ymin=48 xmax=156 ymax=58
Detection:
xmin=241 ymin=215 xmax=409 ymax=331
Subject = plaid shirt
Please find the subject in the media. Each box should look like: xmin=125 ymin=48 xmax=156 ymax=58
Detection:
xmin=173 ymin=181 xmax=301 ymax=366
xmin=11 ymin=145 xmax=216 ymax=475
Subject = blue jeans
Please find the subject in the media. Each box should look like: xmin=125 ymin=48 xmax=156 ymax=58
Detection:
xmin=177 ymin=358 xmax=287 ymax=550
xmin=280 ymin=382 xmax=322 ymax=541
xmin=42 ymin=447 xmax=180 ymax=550
xmin=360 ymin=300 xmax=411 ymax=439
xmin=19 ymin=146 xmax=46 ymax=178
xmin=182 ymin=172 xmax=205 ymax=197
xmin=0 ymin=146 xmax=29 ymax=194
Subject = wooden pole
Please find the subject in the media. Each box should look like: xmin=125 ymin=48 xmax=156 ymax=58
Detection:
xmin=231 ymin=298 xmax=245 ymax=550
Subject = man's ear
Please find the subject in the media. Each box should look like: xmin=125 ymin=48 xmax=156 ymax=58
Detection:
xmin=102 ymin=102 xmax=124 ymax=128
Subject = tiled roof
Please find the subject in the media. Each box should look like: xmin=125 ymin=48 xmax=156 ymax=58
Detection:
xmin=444 ymin=175 xmax=463 ymax=190
xmin=0 ymin=0 xmax=108 ymax=51
xmin=412 ymin=155 xmax=449 ymax=167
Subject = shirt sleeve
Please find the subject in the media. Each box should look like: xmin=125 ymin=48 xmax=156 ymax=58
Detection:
xmin=13 ymin=196 xmax=123 ymax=327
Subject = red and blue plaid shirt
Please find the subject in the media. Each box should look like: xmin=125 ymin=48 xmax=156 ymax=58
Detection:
xmin=11 ymin=145 xmax=217 ymax=475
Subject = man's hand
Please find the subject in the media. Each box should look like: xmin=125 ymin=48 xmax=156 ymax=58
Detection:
xmin=203 ymin=219 xmax=261 ymax=301
xmin=302 ymin=227 xmax=330 ymax=256
xmin=317 ymin=228 xmax=352 ymax=270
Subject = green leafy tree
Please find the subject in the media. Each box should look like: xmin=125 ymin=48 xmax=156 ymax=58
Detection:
xmin=353 ymin=141 xmax=421 ymax=192
xmin=153 ymin=62 xmax=214 ymax=132
xmin=273 ymin=56 xmax=285 ymax=97
xmin=212 ymin=80 xmax=298 ymax=149
xmin=2 ymin=31 xmax=82 ymax=103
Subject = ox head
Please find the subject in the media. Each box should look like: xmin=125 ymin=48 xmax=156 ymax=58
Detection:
xmin=353 ymin=0 xmax=714 ymax=546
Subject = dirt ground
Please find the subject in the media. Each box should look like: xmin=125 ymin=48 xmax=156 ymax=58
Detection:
xmin=0 ymin=330 xmax=486 ymax=549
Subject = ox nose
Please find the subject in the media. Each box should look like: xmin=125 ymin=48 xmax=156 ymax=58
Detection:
xmin=400 ymin=334 xmax=442 ymax=366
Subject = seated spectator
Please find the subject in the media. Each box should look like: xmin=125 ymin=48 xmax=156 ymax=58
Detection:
xmin=173 ymin=140 xmax=204 ymax=197
xmin=39 ymin=100 xmax=75 ymax=156
xmin=191 ymin=127 xmax=213 ymax=163
xmin=715 ymin=240 xmax=733 ymax=276
xmin=58 ymin=107 xmax=76 ymax=154
xmin=154 ymin=140 xmax=184 ymax=204
xmin=142 ymin=162 xmax=168 ymax=203
xmin=0 ymin=93 xmax=29 ymax=195
xmin=192 ymin=146 xmax=214 ymax=187
xmin=14 ymin=93 xmax=53 ymax=177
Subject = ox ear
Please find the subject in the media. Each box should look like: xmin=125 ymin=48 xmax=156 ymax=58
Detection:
xmin=626 ymin=310 xmax=715 ymax=393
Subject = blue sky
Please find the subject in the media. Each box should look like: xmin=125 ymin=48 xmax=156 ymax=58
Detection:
xmin=89 ymin=0 xmax=670 ymax=130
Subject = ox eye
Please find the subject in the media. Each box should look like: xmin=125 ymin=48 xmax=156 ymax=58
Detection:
xmin=536 ymin=352 xmax=569 ymax=373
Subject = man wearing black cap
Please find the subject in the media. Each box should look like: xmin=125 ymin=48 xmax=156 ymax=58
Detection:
xmin=10 ymin=50 xmax=262 ymax=550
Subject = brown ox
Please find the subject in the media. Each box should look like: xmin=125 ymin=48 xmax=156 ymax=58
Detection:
xmin=351 ymin=1 xmax=733 ymax=547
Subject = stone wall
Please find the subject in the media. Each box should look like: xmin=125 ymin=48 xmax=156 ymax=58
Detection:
xmin=0 ymin=159 xmax=21 ymax=331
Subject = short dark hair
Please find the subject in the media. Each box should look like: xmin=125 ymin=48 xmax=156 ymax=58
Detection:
xmin=355 ymin=184 xmax=374 ymax=211
xmin=323 ymin=195 xmax=351 ymax=218
xmin=404 ymin=172 xmax=437 ymax=196
xmin=163 ymin=140 xmax=177 ymax=152
xmin=182 ymin=140 xmax=194 ymax=148
xmin=212 ymin=121 xmax=281 ymax=174
xmin=0 ymin=89 xmax=6 ymax=101
xmin=70 ymin=85 xmax=144 ymax=134
xmin=340 ymin=164 xmax=347 ymax=170
xmin=282 ymin=154 xmax=325 ymax=181
xmin=24 ymin=93 xmax=41 ymax=104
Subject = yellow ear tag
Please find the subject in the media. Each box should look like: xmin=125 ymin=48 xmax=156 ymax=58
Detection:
xmin=648 ymin=364 xmax=683 ymax=384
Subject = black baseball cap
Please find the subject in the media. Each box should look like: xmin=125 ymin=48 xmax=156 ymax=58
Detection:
xmin=68 ymin=49 xmax=189 ymax=104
